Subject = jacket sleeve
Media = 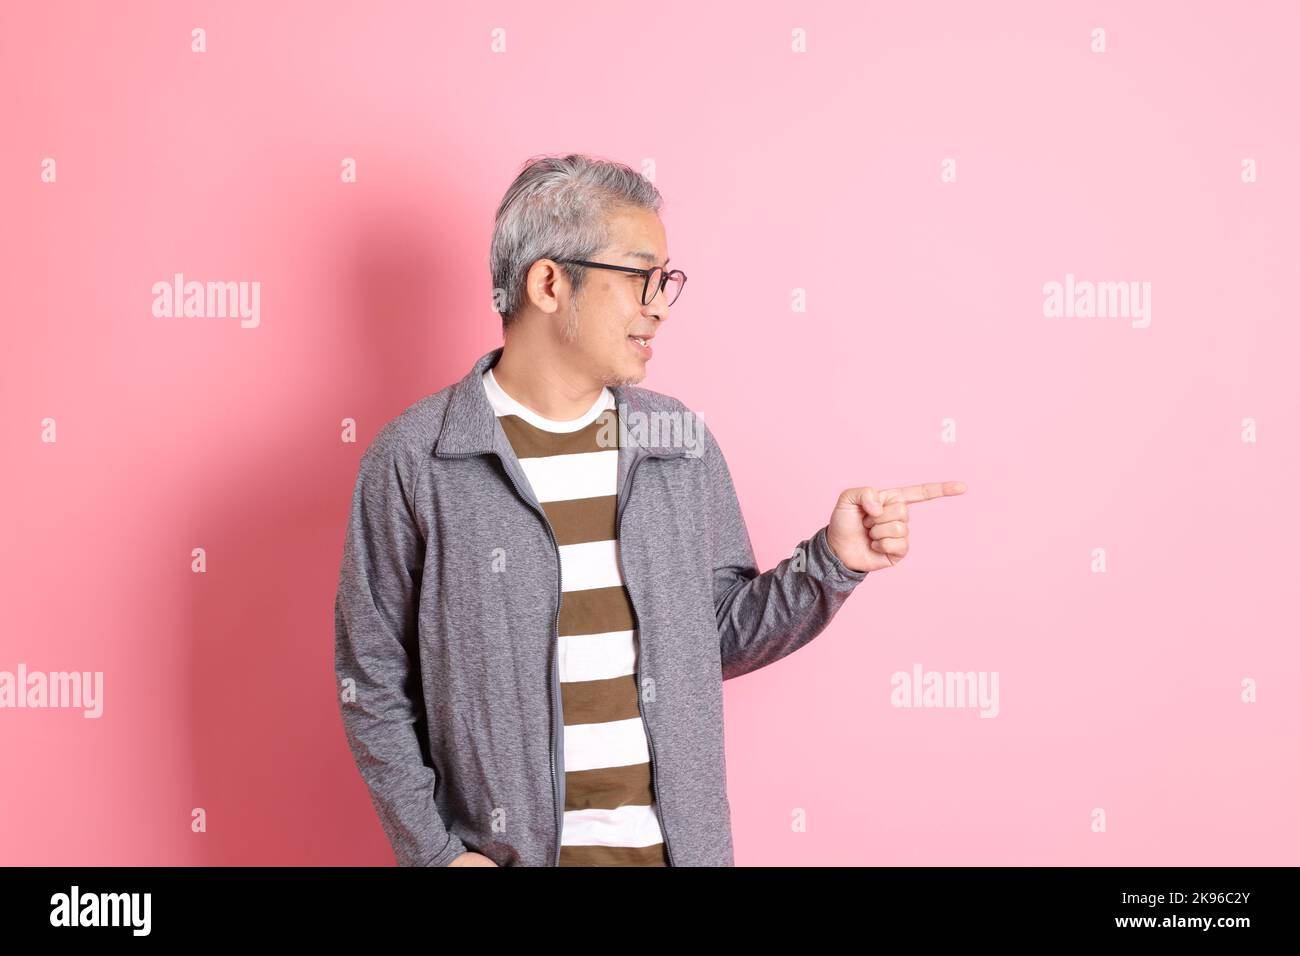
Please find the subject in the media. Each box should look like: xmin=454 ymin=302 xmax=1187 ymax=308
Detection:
xmin=334 ymin=428 xmax=467 ymax=867
xmin=700 ymin=420 xmax=869 ymax=681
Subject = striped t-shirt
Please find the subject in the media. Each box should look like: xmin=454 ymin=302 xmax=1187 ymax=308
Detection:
xmin=481 ymin=367 xmax=669 ymax=867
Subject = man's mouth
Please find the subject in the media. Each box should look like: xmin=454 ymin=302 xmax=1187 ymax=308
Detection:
xmin=628 ymin=334 xmax=654 ymax=358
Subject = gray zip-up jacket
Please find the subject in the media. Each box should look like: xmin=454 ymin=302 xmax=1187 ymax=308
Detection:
xmin=333 ymin=346 xmax=869 ymax=866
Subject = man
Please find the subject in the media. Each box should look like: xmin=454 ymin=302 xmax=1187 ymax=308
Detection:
xmin=334 ymin=153 xmax=966 ymax=867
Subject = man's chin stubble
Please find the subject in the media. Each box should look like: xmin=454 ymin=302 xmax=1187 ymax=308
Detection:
xmin=603 ymin=364 xmax=645 ymax=388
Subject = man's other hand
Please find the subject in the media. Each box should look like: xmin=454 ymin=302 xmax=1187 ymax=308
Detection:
xmin=448 ymin=851 xmax=499 ymax=867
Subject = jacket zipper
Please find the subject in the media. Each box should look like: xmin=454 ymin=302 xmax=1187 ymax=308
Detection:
xmin=616 ymin=454 xmax=676 ymax=866
xmin=442 ymin=449 xmax=566 ymax=866
xmin=541 ymin=500 xmax=564 ymax=867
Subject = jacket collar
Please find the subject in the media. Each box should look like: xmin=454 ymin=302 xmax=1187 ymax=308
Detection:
xmin=434 ymin=346 xmax=689 ymax=460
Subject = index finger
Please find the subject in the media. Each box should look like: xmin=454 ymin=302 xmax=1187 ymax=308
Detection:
xmin=889 ymin=480 xmax=968 ymax=504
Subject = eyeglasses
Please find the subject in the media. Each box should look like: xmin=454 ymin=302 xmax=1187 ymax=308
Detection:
xmin=554 ymin=259 xmax=687 ymax=307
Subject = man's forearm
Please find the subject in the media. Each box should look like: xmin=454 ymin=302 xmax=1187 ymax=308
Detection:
xmin=715 ymin=523 xmax=867 ymax=680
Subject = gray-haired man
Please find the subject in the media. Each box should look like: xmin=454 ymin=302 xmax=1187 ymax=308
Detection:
xmin=334 ymin=153 xmax=966 ymax=866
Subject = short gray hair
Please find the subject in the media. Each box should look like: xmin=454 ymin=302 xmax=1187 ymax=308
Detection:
xmin=489 ymin=153 xmax=663 ymax=330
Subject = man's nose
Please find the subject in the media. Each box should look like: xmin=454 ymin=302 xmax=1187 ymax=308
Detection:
xmin=643 ymin=295 xmax=669 ymax=323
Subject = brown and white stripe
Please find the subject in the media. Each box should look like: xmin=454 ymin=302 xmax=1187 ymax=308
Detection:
xmin=482 ymin=367 xmax=669 ymax=867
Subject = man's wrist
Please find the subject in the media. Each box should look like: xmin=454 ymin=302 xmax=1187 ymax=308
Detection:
xmin=815 ymin=525 xmax=869 ymax=582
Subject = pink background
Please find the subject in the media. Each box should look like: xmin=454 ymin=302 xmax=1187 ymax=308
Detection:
xmin=3 ymin=1 xmax=1297 ymax=865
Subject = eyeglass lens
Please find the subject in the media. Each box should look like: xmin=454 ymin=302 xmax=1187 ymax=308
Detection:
xmin=644 ymin=267 xmax=684 ymax=306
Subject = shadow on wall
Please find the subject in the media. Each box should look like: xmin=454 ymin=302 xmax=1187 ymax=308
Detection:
xmin=182 ymin=194 xmax=496 ymax=865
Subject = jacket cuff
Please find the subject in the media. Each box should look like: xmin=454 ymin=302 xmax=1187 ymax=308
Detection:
xmin=810 ymin=525 xmax=869 ymax=587
xmin=423 ymin=832 xmax=469 ymax=867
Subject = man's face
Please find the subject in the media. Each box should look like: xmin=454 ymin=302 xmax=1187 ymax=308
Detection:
xmin=561 ymin=206 xmax=671 ymax=388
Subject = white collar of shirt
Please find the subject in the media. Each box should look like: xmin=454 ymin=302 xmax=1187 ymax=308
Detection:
xmin=481 ymin=367 xmax=614 ymax=433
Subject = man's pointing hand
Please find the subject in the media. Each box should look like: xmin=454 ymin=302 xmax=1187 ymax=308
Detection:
xmin=825 ymin=481 xmax=967 ymax=574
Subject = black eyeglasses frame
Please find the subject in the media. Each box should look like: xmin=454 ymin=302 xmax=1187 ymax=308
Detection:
xmin=553 ymin=258 xmax=687 ymax=306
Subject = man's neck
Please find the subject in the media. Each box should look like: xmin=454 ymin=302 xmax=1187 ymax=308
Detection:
xmin=490 ymin=336 xmax=606 ymax=422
